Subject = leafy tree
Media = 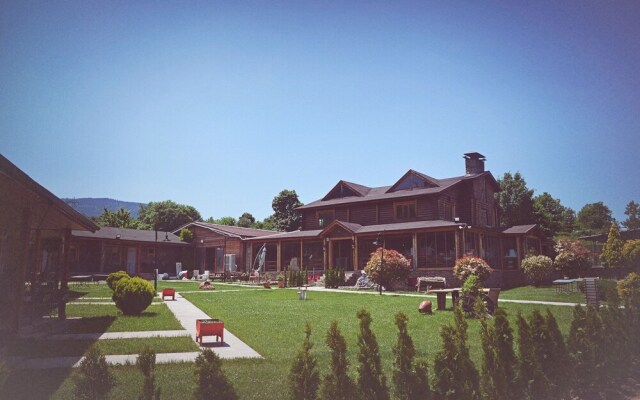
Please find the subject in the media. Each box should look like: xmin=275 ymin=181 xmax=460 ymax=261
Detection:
xmin=356 ymin=309 xmax=389 ymax=400
xmin=623 ymin=200 xmax=640 ymax=230
xmin=432 ymin=307 xmax=480 ymax=400
xmin=73 ymin=347 xmax=115 ymax=400
xmin=392 ymin=312 xmax=430 ymax=400
xmin=495 ymin=172 xmax=535 ymax=227
xmin=553 ymin=239 xmax=591 ymax=278
xmin=533 ymin=192 xmax=574 ymax=237
xmin=575 ymin=201 xmax=614 ymax=235
xmin=321 ymin=321 xmax=354 ymax=400
xmin=479 ymin=308 xmax=518 ymax=400
xmin=137 ymin=346 xmax=160 ymax=400
xmin=622 ymin=239 xmax=640 ymax=270
xmin=289 ymin=322 xmax=320 ymax=400
xmin=193 ymin=348 xmax=238 ymax=400
xmin=521 ymin=255 xmax=554 ymax=285
xmin=364 ymin=248 xmax=411 ymax=293
xmin=179 ymin=228 xmax=194 ymax=243
xmin=138 ymin=200 xmax=201 ymax=231
xmin=253 ymin=215 xmax=278 ymax=231
xmin=96 ymin=207 xmax=139 ymax=229
xmin=207 ymin=216 xmax=237 ymax=226
xmin=237 ymin=212 xmax=256 ymax=228
xmin=601 ymin=222 xmax=625 ymax=267
xmin=272 ymin=189 xmax=303 ymax=232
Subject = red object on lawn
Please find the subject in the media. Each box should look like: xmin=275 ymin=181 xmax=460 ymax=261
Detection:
xmin=196 ymin=319 xmax=224 ymax=343
xmin=161 ymin=288 xmax=175 ymax=300
xmin=418 ymin=300 xmax=433 ymax=314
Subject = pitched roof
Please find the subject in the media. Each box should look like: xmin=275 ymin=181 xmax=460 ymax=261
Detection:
xmin=298 ymin=171 xmax=498 ymax=210
xmin=174 ymin=221 xmax=280 ymax=239
xmin=502 ymin=224 xmax=538 ymax=235
xmin=72 ymin=227 xmax=187 ymax=244
xmin=245 ymin=229 xmax=323 ymax=241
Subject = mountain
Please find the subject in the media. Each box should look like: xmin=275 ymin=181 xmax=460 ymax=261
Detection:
xmin=62 ymin=198 xmax=145 ymax=218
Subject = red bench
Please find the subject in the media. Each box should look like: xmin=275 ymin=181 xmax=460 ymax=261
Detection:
xmin=161 ymin=288 xmax=175 ymax=300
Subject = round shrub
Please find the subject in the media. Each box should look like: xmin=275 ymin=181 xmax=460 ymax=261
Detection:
xmin=106 ymin=271 xmax=130 ymax=291
xmin=617 ymin=272 xmax=640 ymax=308
xmin=623 ymin=240 xmax=640 ymax=271
xmin=364 ymin=248 xmax=411 ymax=291
xmin=554 ymin=239 xmax=591 ymax=278
xmin=521 ymin=255 xmax=554 ymax=285
xmin=453 ymin=256 xmax=492 ymax=283
xmin=112 ymin=277 xmax=156 ymax=315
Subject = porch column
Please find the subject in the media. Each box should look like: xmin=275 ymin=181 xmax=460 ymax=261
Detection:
xmin=136 ymin=244 xmax=141 ymax=274
xmin=455 ymin=230 xmax=462 ymax=259
xmin=354 ymin=236 xmax=359 ymax=271
xmin=478 ymin=234 xmax=484 ymax=259
xmin=61 ymin=229 xmax=71 ymax=290
xmin=516 ymin=237 xmax=522 ymax=268
xmin=412 ymin=233 xmax=418 ymax=270
xmin=100 ymin=241 xmax=105 ymax=272
xmin=300 ymin=240 xmax=304 ymax=269
xmin=13 ymin=207 xmax=32 ymax=332
xmin=328 ymin=239 xmax=333 ymax=269
xmin=33 ymin=229 xmax=42 ymax=279
xmin=276 ymin=241 xmax=282 ymax=272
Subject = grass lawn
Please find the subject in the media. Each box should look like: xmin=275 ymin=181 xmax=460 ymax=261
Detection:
xmin=501 ymin=284 xmax=585 ymax=303
xmin=65 ymin=303 xmax=183 ymax=332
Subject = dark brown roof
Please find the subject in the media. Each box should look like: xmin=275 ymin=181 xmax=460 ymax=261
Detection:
xmin=175 ymin=222 xmax=280 ymax=239
xmin=579 ymin=228 xmax=640 ymax=242
xmin=502 ymin=224 xmax=538 ymax=235
xmin=1 ymin=154 xmax=98 ymax=232
xmin=72 ymin=227 xmax=187 ymax=244
xmin=298 ymin=171 xmax=498 ymax=210
xmin=246 ymin=229 xmax=323 ymax=241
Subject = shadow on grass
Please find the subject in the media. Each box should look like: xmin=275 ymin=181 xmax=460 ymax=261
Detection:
xmin=1 ymin=367 xmax=74 ymax=400
xmin=70 ymin=316 xmax=116 ymax=334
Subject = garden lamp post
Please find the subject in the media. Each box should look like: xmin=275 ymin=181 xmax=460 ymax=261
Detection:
xmin=373 ymin=232 xmax=385 ymax=295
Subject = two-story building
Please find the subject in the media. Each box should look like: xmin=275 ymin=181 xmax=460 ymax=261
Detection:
xmin=247 ymin=152 xmax=547 ymax=287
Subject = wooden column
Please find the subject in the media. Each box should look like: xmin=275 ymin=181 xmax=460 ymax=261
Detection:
xmin=13 ymin=207 xmax=32 ymax=332
xmin=136 ymin=244 xmax=141 ymax=274
xmin=100 ymin=241 xmax=105 ymax=272
xmin=276 ymin=241 xmax=281 ymax=272
xmin=516 ymin=237 xmax=522 ymax=268
xmin=300 ymin=240 xmax=304 ymax=269
xmin=354 ymin=236 xmax=359 ymax=271
xmin=61 ymin=229 xmax=71 ymax=290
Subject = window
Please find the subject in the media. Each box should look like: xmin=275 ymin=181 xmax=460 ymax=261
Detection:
xmin=317 ymin=210 xmax=335 ymax=227
xmin=395 ymin=201 xmax=416 ymax=220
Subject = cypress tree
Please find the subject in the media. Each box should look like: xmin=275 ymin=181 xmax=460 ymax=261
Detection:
xmin=73 ymin=347 xmax=115 ymax=400
xmin=601 ymin=222 xmax=625 ymax=267
xmin=544 ymin=309 xmax=572 ymax=399
xmin=321 ymin=321 xmax=354 ymax=400
xmin=193 ymin=348 xmax=238 ymax=400
xmin=516 ymin=312 xmax=548 ymax=399
xmin=480 ymin=308 xmax=518 ymax=400
xmin=567 ymin=305 xmax=605 ymax=397
xmin=392 ymin=312 xmax=430 ymax=400
xmin=356 ymin=309 xmax=389 ymax=400
xmin=137 ymin=346 xmax=160 ymax=400
xmin=289 ymin=322 xmax=320 ymax=400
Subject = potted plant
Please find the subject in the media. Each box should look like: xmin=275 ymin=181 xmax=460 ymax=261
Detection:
xmin=263 ymin=273 xmax=272 ymax=289
xmin=277 ymin=274 xmax=285 ymax=288
xmin=195 ymin=318 xmax=224 ymax=343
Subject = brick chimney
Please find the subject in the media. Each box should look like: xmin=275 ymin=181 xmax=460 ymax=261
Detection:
xmin=464 ymin=152 xmax=486 ymax=175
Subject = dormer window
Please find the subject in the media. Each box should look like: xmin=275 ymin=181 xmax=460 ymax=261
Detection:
xmin=395 ymin=201 xmax=416 ymax=221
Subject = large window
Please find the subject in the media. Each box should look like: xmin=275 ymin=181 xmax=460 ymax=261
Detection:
xmin=417 ymin=231 xmax=456 ymax=268
xmin=303 ymin=241 xmax=323 ymax=271
xmin=481 ymin=235 xmax=500 ymax=269
xmin=395 ymin=201 xmax=416 ymax=221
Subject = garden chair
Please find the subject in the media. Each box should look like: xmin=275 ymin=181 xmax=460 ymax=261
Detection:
xmin=485 ymin=288 xmax=500 ymax=314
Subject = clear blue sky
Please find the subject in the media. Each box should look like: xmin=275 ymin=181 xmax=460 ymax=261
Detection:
xmin=1 ymin=1 xmax=639 ymax=222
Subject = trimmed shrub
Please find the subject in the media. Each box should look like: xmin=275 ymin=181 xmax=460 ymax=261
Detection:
xmin=137 ymin=346 xmax=160 ymax=400
xmin=73 ymin=347 xmax=115 ymax=400
xmin=617 ymin=272 xmax=640 ymax=308
xmin=289 ymin=322 xmax=320 ymax=400
xmin=106 ymin=270 xmax=129 ymax=291
xmin=623 ymin=239 xmax=640 ymax=270
xmin=393 ymin=312 xmax=430 ymax=400
xmin=321 ymin=321 xmax=354 ymax=400
xmin=554 ymin=239 xmax=591 ymax=278
xmin=112 ymin=277 xmax=155 ymax=316
xmin=364 ymin=248 xmax=411 ymax=291
xmin=194 ymin=349 xmax=237 ymax=400
xmin=453 ymin=256 xmax=492 ymax=283
xmin=356 ymin=309 xmax=389 ymax=400
xmin=515 ymin=312 xmax=548 ymax=399
xmin=521 ymin=255 xmax=553 ymax=285
xmin=480 ymin=308 xmax=518 ymax=400
xmin=567 ymin=306 xmax=605 ymax=397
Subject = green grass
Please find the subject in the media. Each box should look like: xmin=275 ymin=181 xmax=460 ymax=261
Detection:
xmin=65 ymin=303 xmax=183 ymax=332
xmin=501 ymin=285 xmax=585 ymax=303
xmin=8 ymin=337 xmax=198 ymax=358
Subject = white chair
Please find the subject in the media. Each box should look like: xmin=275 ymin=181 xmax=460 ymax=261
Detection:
xmin=203 ymin=270 xmax=210 ymax=281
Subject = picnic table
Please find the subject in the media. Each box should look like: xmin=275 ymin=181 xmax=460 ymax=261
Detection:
xmin=553 ymin=278 xmax=580 ymax=293
xmin=427 ymin=287 xmax=492 ymax=311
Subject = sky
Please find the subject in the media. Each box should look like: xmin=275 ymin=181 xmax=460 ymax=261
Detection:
xmin=1 ymin=0 xmax=639 ymax=222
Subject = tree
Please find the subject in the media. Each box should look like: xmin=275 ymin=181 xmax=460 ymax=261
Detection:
xmin=289 ymin=322 xmax=320 ymax=400
xmin=321 ymin=321 xmax=354 ymax=400
xmin=392 ymin=312 xmax=430 ymax=400
xmin=495 ymin=172 xmax=535 ymax=227
xmin=138 ymin=200 xmax=202 ymax=231
xmin=623 ymin=200 xmax=640 ymax=230
xmin=137 ymin=347 xmax=160 ymax=400
xmin=96 ymin=207 xmax=139 ymax=229
xmin=237 ymin=212 xmax=256 ymax=228
xmin=567 ymin=306 xmax=605 ymax=397
xmin=364 ymin=248 xmax=411 ymax=292
xmin=575 ymin=201 xmax=614 ymax=235
xmin=207 ymin=216 xmax=236 ymax=226
xmin=253 ymin=215 xmax=278 ymax=231
xmin=533 ymin=192 xmax=574 ymax=237
xmin=73 ymin=347 xmax=115 ymax=400
xmin=272 ymin=189 xmax=303 ymax=232
xmin=601 ymin=222 xmax=625 ymax=267
xmin=623 ymin=240 xmax=640 ymax=270
xmin=479 ymin=308 xmax=518 ymax=400
xmin=515 ymin=312 xmax=548 ymax=399
xmin=356 ymin=309 xmax=389 ymax=400
xmin=193 ymin=348 xmax=238 ymax=400
xmin=553 ymin=239 xmax=592 ymax=278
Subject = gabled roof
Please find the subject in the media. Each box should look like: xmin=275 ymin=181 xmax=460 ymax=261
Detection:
xmin=502 ymin=224 xmax=538 ymax=235
xmin=245 ymin=229 xmax=323 ymax=241
xmin=320 ymin=220 xmax=363 ymax=236
xmin=322 ymin=180 xmax=371 ymax=201
xmin=174 ymin=221 xmax=280 ymax=239
xmin=386 ymin=169 xmax=440 ymax=193
xmin=72 ymin=227 xmax=187 ymax=244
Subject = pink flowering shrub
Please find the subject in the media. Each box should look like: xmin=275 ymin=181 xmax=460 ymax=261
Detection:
xmin=453 ymin=256 xmax=493 ymax=283
xmin=364 ymin=248 xmax=411 ymax=290
xmin=554 ymin=239 xmax=591 ymax=278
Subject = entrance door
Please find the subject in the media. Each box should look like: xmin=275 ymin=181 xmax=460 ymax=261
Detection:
xmin=126 ymin=247 xmax=137 ymax=274
xmin=332 ymin=240 xmax=353 ymax=270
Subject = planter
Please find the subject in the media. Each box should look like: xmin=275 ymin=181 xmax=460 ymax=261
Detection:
xmin=263 ymin=281 xmax=271 ymax=289
xmin=161 ymin=288 xmax=175 ymax=300
xmin=277 ymin=280 xmax=285 ymax=288
xmin=196 ymin=319 xmax=224 ymax=343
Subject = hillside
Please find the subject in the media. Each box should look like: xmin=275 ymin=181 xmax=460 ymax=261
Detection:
xmin=62 ymin=198 xmax=145 ymax=218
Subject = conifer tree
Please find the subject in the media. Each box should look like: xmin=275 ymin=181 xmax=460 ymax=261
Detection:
xmin=137 ymin=347 xmax=160 ymax=400
xmin=480 ymin=308 xmax=518 ymax=400
xmin=544 ymin=309 xmax=572 ymax=399
xmin=601 ymin=222 xmax=625 ymax=267
xmin=73 ymin=348 xmax=115 ymax=400
xmin=193 ymin=348 xmax=238 ymax=400
xmin=289 ymin=323 xmax=320 ymax=400
xmin=322 ymin=321 xmax=354 ymax=400
xmin=392 ymin=312 xmax=430 ymax=400
xmin=356 ymin=309 xmax=389 ymax=400
xmin=516 ymin=312 xmax=548 ymax=399
xmin=432 ymin=307 xmax=480 ymax=400
xmin=567 ymin=305 xmax=605 ymax=397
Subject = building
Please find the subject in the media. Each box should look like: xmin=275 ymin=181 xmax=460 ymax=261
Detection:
xmin=0 ymin=154 xmax=98 ymax=331
xmin=246 ymin=152 xmax=547 ymax=287
xmin=69 ymin=227 xmax=188 ymax=276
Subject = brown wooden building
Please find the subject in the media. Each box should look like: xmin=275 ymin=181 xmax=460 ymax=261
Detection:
xmin=247 ymin=152 xmax=547 ymax=287
xmin=69 ymin=227 xmax=188 ymax=276
xmin=173 ymin=222 xmax=280 ymax=274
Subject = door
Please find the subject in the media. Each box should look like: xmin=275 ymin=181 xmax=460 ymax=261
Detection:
xmin=127 ymin=247 xmax=137 ymax=274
